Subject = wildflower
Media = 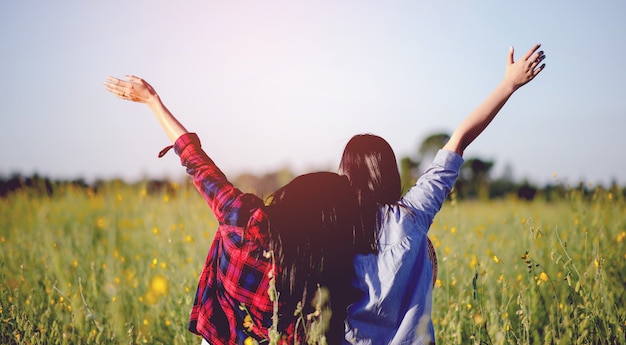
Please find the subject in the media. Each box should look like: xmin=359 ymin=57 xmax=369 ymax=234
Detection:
xmin=536 ymin=272 xmax=548 ymax=285
xmin=473 ymin=313 xmax=485 ymax=325
xmin=466 ymin=303 xmax=472 ymax=310
xmin=243 ymin=314 xmax=254 ymax=332
xmin=150 ymin=274 xmax=169 ymax=296
xmin=493 ymin=255 xmax=500 ymax=264
xmin=450 ymin=227 xmax=456 ymax=234
xmin=617 ymin=231 xmax=626 ymax=243
xmin=435 ymin=279 xmax=442 ymax=288
xmin=244 ymin=337 xmax=258 ymax=345
xmin=96 ymin=217 xmax=107 ymax=229
xmin=469 ymin=255 xmax=478 ymax=269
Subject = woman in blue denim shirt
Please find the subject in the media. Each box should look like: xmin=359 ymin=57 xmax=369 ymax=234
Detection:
xmin=340 ymin=44 xmax=546 ymax=344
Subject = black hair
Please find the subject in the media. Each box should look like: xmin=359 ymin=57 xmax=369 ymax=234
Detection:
xmin=264 ymin=172 xmax=359 ymax=343
xmin=339 ymin=134 xmax=402 ymax=253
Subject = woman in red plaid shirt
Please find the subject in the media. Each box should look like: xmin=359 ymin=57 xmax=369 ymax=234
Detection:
xmin=105 ymin=76 xmax=360 ymax=344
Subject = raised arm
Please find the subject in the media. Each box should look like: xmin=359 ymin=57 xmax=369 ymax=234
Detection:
xmin=443 ymin=44 xmax=546 ymax=156
xmin=104 ymin=75 xmax=188 ymax=143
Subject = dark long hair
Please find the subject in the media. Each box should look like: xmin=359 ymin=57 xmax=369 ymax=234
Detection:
xmin=264 ymin=172 xmax=359 ymax=343
xmin=339 ymin=134 xmax=402 ymax=253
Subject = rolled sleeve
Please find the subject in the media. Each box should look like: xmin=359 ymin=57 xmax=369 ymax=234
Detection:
xmin=401 ymin=149 xmax=463 ymax=229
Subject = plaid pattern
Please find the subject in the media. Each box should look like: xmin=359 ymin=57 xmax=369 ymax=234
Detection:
xmin=174 ymin=133 xmax=279 ymax=345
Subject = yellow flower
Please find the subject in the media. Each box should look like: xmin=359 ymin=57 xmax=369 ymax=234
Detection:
xmin=243 ymin=314 xmax=254 ymax=332
xmin=96 ymin=217 xmax=107 ymax=229
xmin=493 ymin=255 xmax=499 ymax=264
xmin=244 ymin=337 xmax=258 ymax=345
xmin=536 ymin=272 xmax=549 ymax=285
xmin=473 ymin=313 xmax=485 ymax=325
xmin=469 ymin=255 xmax=478 ymax=269
xmin=149 ymin=274 xmax=169 ymax=297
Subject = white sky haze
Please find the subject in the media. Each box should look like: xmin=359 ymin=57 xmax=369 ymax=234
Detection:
xmin=2 ymin=1 xmax=625 ymax=186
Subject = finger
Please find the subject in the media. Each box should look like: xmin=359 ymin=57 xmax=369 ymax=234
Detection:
xmin=126 ymin=75 xmax=142 ymax=83
xmin=105 ymin=76 xmax=122 ymax=86
xmin=536 ymin=54 xmax=546 ymax=64
xmin=523 ymin=43 xmax=541 ymax=61
xmin=533 ymin=51 xmax=544 ymax=60
xmin=104 ymin=83 xmax=128 ymax=98
xmin=533 ymin=63 xmax=546 ymax=76
xmin=508 ymin=46 xmax=515 ymax=65
xmin=104 ymin=83 xmax=119 ymax=94
xmin=107 ymin=77 xmax=131 ymax=89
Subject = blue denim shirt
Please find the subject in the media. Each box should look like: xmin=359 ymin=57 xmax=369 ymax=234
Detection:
xmin=345 ymin=150 xmax=463 ymax=345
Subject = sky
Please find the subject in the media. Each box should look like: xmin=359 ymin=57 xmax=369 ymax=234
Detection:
xmin=2 ymin=1 xmax=625 ymax=187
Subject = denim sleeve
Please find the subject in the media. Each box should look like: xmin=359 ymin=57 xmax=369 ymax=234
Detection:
xmin=400 ymin=149 xmax=464 ymax=230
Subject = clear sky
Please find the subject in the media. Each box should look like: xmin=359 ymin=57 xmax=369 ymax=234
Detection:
xmin=2 ymin=1 xmax=625 ymax=186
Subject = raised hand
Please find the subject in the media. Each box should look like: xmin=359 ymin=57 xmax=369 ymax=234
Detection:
xmin=505 ymin=44 xmax=546 ymax=91
xmin=104 ymin=75 xmax=158 ymax=104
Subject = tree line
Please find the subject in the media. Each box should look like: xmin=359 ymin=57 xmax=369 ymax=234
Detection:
xmin=2 ymin=133 xmax=623 ymax=201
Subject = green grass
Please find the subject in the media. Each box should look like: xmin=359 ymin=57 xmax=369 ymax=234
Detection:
xmin=1 ymin=182 xmax=624 ymax=344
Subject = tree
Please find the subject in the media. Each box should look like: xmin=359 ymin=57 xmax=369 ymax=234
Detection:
xmin=458 ymin=158 xmax=494 ymax=200
xmin=418 ymin=133 xmax=451 ymax=172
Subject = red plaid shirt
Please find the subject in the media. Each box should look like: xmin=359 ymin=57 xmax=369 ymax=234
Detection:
xmin=173 ymin=133 xmax=287 ymax=344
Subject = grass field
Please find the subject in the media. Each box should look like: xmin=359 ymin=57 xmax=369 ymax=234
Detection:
xmin=1 ymin=181 xmax=624 ymax=344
